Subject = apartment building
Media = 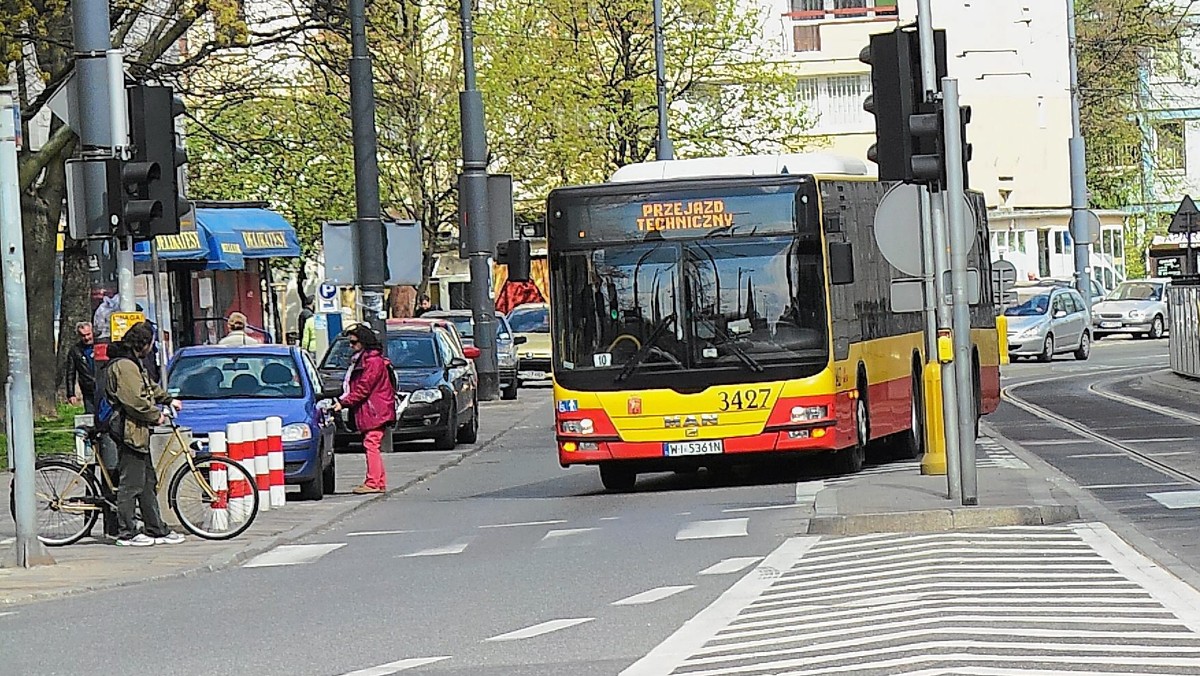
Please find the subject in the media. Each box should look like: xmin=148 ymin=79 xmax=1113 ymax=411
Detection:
xmin=759 ymin=0 xmax=1127 ymax=286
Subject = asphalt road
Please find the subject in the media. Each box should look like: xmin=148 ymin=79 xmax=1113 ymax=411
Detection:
xmin=992 ymin=334 xmax=1200 ymax=574
xmin=0 ymin=388 xmax=829 ymax=676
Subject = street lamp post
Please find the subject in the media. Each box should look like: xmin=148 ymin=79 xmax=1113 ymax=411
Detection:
xmin=653 ymin=0 xmax=673 ymax=160
xmin=1066 ymin=0 xmax=1092 ymax=307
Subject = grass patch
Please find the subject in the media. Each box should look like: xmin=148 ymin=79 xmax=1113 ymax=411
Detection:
xmin=1 ymin=403 xmax=86 ymax=470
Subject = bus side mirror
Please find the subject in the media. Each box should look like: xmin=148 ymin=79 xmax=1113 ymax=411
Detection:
xmin=829 ymin=242 xmax=854 ymax=285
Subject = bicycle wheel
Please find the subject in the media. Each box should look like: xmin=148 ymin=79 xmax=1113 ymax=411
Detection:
xmin=169 ymin=457 xmax=260 ymax=540
xmin=8 ymin=459 xmax=101 ymax=546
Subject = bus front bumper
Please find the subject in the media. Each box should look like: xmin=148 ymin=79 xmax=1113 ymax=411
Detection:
xmin=557 ymin=424 xmax=852 ymax=467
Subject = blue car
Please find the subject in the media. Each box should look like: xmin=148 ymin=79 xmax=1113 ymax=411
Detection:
xmin=166 ymin=345 xmax=337 ymax=500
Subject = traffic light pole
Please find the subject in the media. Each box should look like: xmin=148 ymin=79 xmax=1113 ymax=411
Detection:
xmin=653 ymin=0 xmax=674 ymax=161
xmin=1065 ymin=0 xmax=1092 ymax=306
xmin=459 ymin=0 xmax=500 ymax=401
xmin=942 ymin=78 xmax=978 ymax=506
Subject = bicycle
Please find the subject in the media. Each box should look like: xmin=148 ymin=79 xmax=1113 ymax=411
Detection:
xmin=7 ymin=411 xmax=260 ymax=545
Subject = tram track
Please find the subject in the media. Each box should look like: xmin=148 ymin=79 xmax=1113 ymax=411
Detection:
xmin=1002 ymin=366 xmax=1200 ymax=488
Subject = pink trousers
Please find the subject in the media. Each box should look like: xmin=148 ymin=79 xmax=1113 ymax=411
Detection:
xmin=362 ymin=429 xmax=387 ymax=489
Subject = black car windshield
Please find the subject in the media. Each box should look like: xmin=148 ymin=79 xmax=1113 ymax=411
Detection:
xmin=1005 ymin=292 xmax=1051 ymax=317
xmin=1106 ymin=282 xmax=1162 ymax=301
xmin=434 ymin=315 xmax=473 ymax=340
xmin=507 ymin=306 xmax=548 ymax=333
xmin=553 ymin=236 xmax=828 ymax=379
xmin=322 ymin=334 xmax=440 ymax=370
xmin=169 ymin=354 xmax=303 ymax=399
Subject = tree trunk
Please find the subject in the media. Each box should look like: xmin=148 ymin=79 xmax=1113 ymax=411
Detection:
xmin=21 ymin=192 xmax=60 ymax=419
xmin=56 ymin=240 xmax=91 ymax=400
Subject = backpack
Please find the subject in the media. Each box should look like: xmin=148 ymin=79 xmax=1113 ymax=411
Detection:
xmin=95 ymin=355 xmax=136 ymax=440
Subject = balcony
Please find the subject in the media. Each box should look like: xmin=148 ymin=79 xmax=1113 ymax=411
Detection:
xmin=785 ymin=0 xmax=898 ymax=22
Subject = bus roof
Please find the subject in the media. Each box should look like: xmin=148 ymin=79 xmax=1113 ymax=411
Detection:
xmin=608 ymin=153 xmax=869 ymax=183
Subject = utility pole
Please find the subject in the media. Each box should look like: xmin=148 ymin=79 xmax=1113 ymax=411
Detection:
xmin=942 ymin=78 xmax=978 ymax=505
xmin=1 ymin=89 xmax=54 ymax=568
xmin=459 ymin=0 xmax=500 ymax=400
xmin=653 ymin=0 xmax=674 ymax=161
xmin=1065 ymin=0 xmax=1092 ymax=306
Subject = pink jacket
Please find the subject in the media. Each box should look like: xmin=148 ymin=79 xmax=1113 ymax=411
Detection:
xmin=340 ymin=349 xmax=396 ymax=432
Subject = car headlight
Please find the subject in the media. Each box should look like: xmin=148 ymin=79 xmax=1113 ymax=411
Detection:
xmin=791 ymin=405 xmax=828 ymax=422
xmin=1128 ymin=310 xmax=1145 ymax=319
xmin=281 ymin=423 xmax=312 ymax=442
xmin=410 ymin=388 xmax=443 ymax=404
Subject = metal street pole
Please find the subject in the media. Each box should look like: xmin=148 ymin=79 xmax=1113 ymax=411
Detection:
xmin=653 ymin=0 xmax=674 ymax=160
xmin=348 ymin=0 xmax=393 ymax=452
xmin=1065 ymin=0 xmax=1092 ymax=306
xmin=942 ymin=78 xmax=978 ymax=506
xmin=0 ymin=89 xmax=54 ymax=568
xmin=459 ymin=0 xmax=500 ymax=400
xmin=72 ymin=0 xmax=120 ymax=318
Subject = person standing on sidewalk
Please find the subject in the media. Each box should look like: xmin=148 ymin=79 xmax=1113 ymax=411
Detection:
xmin=66 ymin=322 xmax=96 ymax=413
xmin=218 ymin=311 xmax=261 ymax=345
xmin=104 ymin=322 xmax=186 ymax=547
xmin=333 ymin=325 xmax=396 ymax=494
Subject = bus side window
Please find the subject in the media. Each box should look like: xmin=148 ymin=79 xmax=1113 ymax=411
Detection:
xmin=829 ymin=242 xmax=854 ymax=285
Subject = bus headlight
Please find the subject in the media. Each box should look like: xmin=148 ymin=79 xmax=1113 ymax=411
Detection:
xmin=791 ymin=406 xmax=828 ymax=423
xmin=560 ymin=418 xmax=595 ymax=435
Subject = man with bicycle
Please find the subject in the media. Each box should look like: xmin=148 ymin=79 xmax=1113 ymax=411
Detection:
xmin=104 ymin=322 xmax=185 ymax=547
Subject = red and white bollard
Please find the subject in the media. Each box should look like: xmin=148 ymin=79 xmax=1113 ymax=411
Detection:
xmin=252 ymin=419 xmax=270 ymax=512
xmin=227 ymin=422 xmax=252 ymax=524
xmin=207 ymin=430 xmax=229 ymax=532
xmin=266 ymin=416 xmax=285 ymax=508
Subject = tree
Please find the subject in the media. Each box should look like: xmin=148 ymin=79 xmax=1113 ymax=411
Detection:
xmin=2 ymin=1 xmax=324 ymax=417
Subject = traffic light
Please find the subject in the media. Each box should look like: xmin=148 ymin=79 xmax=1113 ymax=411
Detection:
xmin=859 ymin=26 xmax=948 ymax=186
xmin=105 ymin=157 xmax=162 ymax=236
xmin=126 ymin=84 xmax=187 ymax=239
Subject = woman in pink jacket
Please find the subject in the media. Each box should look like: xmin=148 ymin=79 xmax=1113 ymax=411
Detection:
xmin=333 ymin=325 xmax=396 ymax=494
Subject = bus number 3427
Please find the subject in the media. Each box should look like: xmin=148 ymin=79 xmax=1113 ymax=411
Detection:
xmin=718 ymin=388 xmax=772 ymax=411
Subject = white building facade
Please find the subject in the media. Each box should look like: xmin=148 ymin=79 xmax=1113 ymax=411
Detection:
xmin=756 ymin=0 xmax=1127 ymax=287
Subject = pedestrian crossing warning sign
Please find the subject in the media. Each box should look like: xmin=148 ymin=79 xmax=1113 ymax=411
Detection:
xmin=110 ymin=311 xmax=145 ymax=342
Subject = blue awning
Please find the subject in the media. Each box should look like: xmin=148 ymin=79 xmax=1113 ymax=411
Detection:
xmin=134 ymin=207 xmax=299 ymax=270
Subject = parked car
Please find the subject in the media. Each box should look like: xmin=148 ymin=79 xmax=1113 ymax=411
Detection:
xmin=1004 ymin=287 xmax=1091 ymax=362
xmin=422 ymin=310 xmax=525 ymax=400
xmin=319 ymin=321 xmax=481 ymax=450
xmin=1092 ymin=278 xmax=1170 ymax=339
xmin=167 ymin=345 xmax=337 ymax=500
xmin=505 ymin=302 xmax=552 ymax=385
xmin=1019 ymin=277 xmax=1108 ymax=306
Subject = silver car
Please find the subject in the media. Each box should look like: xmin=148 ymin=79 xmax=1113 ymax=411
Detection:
xmin=1091 ymin=278 xmax=1169 ymax=340
xmin=1005 ymin=287 xmax=1091 ymax=362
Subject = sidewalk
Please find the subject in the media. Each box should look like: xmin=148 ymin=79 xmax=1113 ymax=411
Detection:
xmin=0 ymin=396 xmax=540 ymax=606
xmin=804 ymin=425 xmax=1081 ymax=535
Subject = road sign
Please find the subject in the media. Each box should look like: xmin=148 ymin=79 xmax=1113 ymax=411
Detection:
xmin=109 ymin=311 xmax=145 ymax=342
xmin=875 ymin=184 xmax=976 ymax=276
xmin=317 ymin=283 xmax=340 ymax=314
xmin=992 ymin=259 xmax=1018 ymax=309
xmin=1168 ymin=195 xmax=1199 ymax=234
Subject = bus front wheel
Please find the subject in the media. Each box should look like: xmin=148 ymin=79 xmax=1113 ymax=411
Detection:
xmin=599 ymin=463 xmax=637 ymax=492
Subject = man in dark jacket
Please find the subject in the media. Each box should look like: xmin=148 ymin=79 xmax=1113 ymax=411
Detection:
xmin=104 ymin=322 xmax=185 ymax=547
xmin=65 ymin=322 xmax=96 ymax=413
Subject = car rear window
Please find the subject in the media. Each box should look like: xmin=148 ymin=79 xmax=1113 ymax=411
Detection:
xmin=169 ymin=355 xmax=303 ymax=399
xmin=507 ymin=306 xmax=548 ymax=333
xmin=323 ymin=334 xmax=440 ymax=370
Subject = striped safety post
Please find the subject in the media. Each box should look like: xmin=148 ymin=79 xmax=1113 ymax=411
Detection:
xmin=207 ymin=430 xmax=229 ymax=532
xmin=265 ymin=416 xmax=286 ymax=508
xmin=227 ymin=422 xmax=251 ymax=524
xmin=252 ymin=419 xmax=271 ymax=512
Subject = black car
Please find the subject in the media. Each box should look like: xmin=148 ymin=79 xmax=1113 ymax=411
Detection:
xmin=422 ymin=310 xmax=524 ymax=400
xmin=319 ymin=322 xmax=480 ymax=450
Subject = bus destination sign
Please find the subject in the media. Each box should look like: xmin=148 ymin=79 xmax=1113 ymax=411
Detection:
xmin=636 ymin=199 xmax=735 ymax=232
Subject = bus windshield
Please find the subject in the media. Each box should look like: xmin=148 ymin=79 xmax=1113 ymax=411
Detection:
xmin=552 ymin=235 xmax=828 ymax=387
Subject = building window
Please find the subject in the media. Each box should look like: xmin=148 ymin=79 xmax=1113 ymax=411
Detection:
xmin=796 ymin=75 xmax=870 ymax=133
xmin=790 ymin=0 xmax=823 ymax=13
xmin=1052 ymin=230 xmax=1071 ymax=255
xmin=796 ymin=77 xmax=819 ymax=104
xmin=793 ymin=25 xmax=821 ymax=52
xmin=1155 ymin=122 xmax=1186 ymax=171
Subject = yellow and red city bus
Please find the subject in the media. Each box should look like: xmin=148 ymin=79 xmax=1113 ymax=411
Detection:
xmin=546 ymin=155 xmax=1000 ymax=491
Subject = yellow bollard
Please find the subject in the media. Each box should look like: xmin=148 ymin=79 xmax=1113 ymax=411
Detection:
xmin=921 ymin=362 xmax=947 ymax=475
xmin=996 ymin=315 xmax=1010 ymax=365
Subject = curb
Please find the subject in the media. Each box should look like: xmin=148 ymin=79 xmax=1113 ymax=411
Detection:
xmin=806 ymin=504 xmax=1079 ymax=535
xmin=0 ymin=399 xmax=541 ymax=607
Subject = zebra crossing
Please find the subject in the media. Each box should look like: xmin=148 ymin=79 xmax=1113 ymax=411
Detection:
xmin=624 ymin=523 xmax=1200 ymax=675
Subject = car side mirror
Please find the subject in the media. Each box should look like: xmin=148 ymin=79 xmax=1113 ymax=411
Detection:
xmin=828 ymin=241 xmax=853 ymax=285
xmin=463 ymin=345 xmax=481 ymax=360
xmin=1053 ymin=310 xmax=1067 ymax=318
xmin=449 ymin=357 xmax=469 ymax=369
xmin=513 ymin=336 xmax=528 ymax=346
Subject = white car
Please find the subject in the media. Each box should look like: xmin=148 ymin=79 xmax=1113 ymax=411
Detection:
xmin=1091 ymin=279 xmax=1170 ymax=340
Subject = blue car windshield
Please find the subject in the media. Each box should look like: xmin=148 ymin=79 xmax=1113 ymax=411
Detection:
xmin=1004 ymin=293 xmax=1051 ymax=317
xmin=169 ymin=355 xmax=303 ymax=399
xmin=323 ymin=335 xmax=440 ymax=370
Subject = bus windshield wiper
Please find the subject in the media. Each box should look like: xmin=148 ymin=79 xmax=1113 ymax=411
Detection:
xmin=710 ymin=323 xmax=764 ymax=373
xmin=614 ymin=314 xmax=679 ymax=383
